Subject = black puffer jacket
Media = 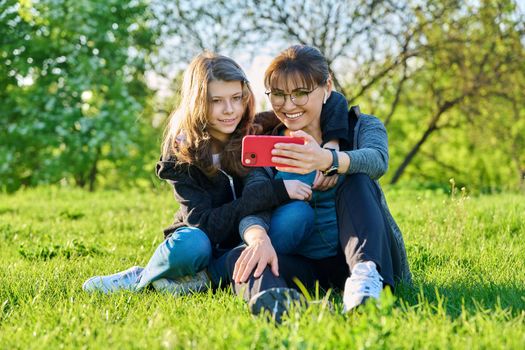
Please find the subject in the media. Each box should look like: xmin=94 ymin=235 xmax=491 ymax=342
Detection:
xmin=156 ymin=159 xmax=289 ymax=249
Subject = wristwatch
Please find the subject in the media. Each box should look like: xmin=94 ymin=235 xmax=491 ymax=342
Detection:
xmin=321 ymin=148 xmax=339 ymax=176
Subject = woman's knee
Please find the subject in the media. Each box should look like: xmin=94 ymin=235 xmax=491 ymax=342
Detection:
xmin=271 ymin=201 xmax=314 ymax=232
xmin=337 ymin=173 xmax=378 ymax=200
xmin=269 ymin=201 xmax=314 ymax=253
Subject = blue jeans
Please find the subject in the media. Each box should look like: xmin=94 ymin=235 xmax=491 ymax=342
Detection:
xmin=269 ymin=200 xmax=340 ymax=259
xmin=136 ymin=227 xmax=229 ymax=289
xmin=268 ymin=201 xmax=315 ymax=255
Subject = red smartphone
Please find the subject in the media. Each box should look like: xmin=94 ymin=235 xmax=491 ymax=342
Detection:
xmin=242 ymin=135 xmax=304 ymax=167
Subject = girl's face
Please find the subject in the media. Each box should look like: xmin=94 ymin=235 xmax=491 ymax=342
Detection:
xmin=207 ymin=80 xmax=245 ymax=143
xmin=269 ymin=76 xmax=331 ymax=132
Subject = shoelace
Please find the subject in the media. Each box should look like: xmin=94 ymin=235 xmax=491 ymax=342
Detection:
xmin=347 ymin=270 xmax=383 ymax=296
xmin=110 ymin=268 xmax=141 ymax=289
xmin=155 ymin=272 xmax=209 ymax=293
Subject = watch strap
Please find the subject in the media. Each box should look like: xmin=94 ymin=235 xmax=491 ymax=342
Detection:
xmin=321 ymin=148 xmax=339 ymax=176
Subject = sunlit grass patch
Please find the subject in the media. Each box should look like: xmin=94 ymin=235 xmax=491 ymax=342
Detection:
xmin=1 ymin=187 xmax=524 ymax=349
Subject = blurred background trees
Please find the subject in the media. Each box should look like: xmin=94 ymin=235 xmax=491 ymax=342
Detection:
xmin=1 ymin=0 xmax=523 ymax=193
xmin=1 ymin=0 xmax=158 ymax=192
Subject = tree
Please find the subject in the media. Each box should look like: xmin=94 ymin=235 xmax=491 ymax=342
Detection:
xmin=241 ymin=0 xmax=411 ymax=98
xmin=151 ymin=0 xmax=525 ymax=191
xmin=388 ymin=0 xmax=525 ymax=186
xmin=150 ymin=0 xmax=259 ymax=79
xmin=0 ymin=0 xmax=157 ymax=191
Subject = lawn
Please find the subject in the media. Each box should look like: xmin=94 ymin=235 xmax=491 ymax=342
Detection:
xmin=1 ymin=186 xmax=524 ymax=349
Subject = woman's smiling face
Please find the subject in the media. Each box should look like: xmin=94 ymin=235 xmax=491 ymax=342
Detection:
xmin=269 ymin=74 xmax=331 ymax=132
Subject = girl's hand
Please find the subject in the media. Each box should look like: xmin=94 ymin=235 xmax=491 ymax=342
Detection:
xmin=312 ymin=171 xmax=339 ymax=191
xmin=283 ymin=180 xmax=312 ymax=200
xmin=233 ymin=228 xmax=279 ymax=283
xmin=272 ymin=130 xmax=333 ymax=174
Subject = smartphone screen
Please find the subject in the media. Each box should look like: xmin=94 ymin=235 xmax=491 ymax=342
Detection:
xmin=242 ymin=135 xmax=304 ymax=167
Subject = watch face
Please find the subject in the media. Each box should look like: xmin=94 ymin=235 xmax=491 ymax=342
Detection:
xmin=322 ymin=167 xmax=338 ymax=177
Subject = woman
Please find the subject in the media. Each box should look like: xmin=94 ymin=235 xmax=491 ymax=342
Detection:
xmin=82 ymin=52 xmax=303 ymax=294
xmin=228 ymin=45 xmax=411 ymax=321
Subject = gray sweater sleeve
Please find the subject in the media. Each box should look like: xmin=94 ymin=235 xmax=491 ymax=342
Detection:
xmin=239 ymin=167 xmax=283 ymax=240
xmin=239 ymin=212 xmax=271 ymax=241
xmin=344 ymin=115 xmax=389 ymax=180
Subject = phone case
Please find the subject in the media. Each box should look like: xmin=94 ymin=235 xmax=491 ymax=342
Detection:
xmin=242 ymin=135 xmax=304 ymax=167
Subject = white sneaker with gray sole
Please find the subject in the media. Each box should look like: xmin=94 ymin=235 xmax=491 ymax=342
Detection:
xmin=151 ymin=270 xmax=210 ymax=296
xmin=343 ymin=261 xmax=383 ymax=312
xmin=82 ymin=266 xmax=144 ymax=293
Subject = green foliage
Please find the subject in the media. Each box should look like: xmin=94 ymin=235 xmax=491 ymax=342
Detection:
xmin=355 ymin=0 xmax=525 ymax=192
xmin=0 ymin=0 xmax=159 ymax=192
xmin=1 ymin=188 xmax=525 ymax=348
xmin=1 ymin=0 xmax=524 ymax=193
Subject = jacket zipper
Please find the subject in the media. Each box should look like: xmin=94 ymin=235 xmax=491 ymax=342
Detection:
xmin=218 ymin=169 xmax=236 ymax=200
xmin=216 ymin=169 xmax=236 ymax=250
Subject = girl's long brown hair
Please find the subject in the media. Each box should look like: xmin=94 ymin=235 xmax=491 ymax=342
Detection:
xmin=161 ymin=52 xmax=255 ymax=177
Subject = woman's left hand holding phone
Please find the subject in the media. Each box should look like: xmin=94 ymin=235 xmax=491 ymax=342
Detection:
xmin=233 ymin=226 xmax=279 ymax=283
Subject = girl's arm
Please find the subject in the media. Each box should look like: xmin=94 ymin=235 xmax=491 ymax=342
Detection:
xmin=159 ymin=163 xmax=290 ymax=245
xmin=234 ymin=169 xmax=313 ymax=282
xmin=232 ymin=225 xmax=279 ymax=283
xmin=239 ymin=167 xmax=312 ymax=240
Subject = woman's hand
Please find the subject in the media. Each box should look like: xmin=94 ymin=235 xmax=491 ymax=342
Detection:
xmin=233 ymin=226 xmax=279 ymax=283
xmin=272 ymin=130 xmax=333 ymax=174
xmin=312 ymin=171 xmax=338 ymax=191
xmin=313 ymin=139 xmax=340 ymax=191
xmin=283 ymin=180 xmax=312 ymax=200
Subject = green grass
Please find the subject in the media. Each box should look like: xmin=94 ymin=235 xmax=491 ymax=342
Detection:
xmin=1 ymin=186 xmax=524 ymax=349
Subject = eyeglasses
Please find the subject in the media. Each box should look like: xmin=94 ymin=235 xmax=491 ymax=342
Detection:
xmin=264 ymin=86 xmax=319 ymax=107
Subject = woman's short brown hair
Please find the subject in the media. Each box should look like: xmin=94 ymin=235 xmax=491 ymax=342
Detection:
xmin=264 ymin=45 xmax=330 ymax=91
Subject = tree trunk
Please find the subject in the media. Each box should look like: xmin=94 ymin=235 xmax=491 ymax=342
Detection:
xmin=384 ymin=62 xmax=409 ymax=127
xmin=88 ymin=148 xmax=100 ymax=192
xmin=390 ymin=123 xmax=438 ymax=184
xmin=390 ymin=96 xmax=466 ymax=184
xmin=75 ymin=175 xmax=86 ymax=188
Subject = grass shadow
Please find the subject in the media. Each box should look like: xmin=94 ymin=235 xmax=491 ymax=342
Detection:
xmin=396 ymin=280 xmax=525 ymax=318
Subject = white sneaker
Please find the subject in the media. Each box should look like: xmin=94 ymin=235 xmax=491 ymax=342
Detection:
xmin=151 ymin=270 xmax=210 ymax=296
xmin=343 ymin=261 xmax=383 ymax=312
xmin=82 ymin=266 xmax=144 ymax=293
